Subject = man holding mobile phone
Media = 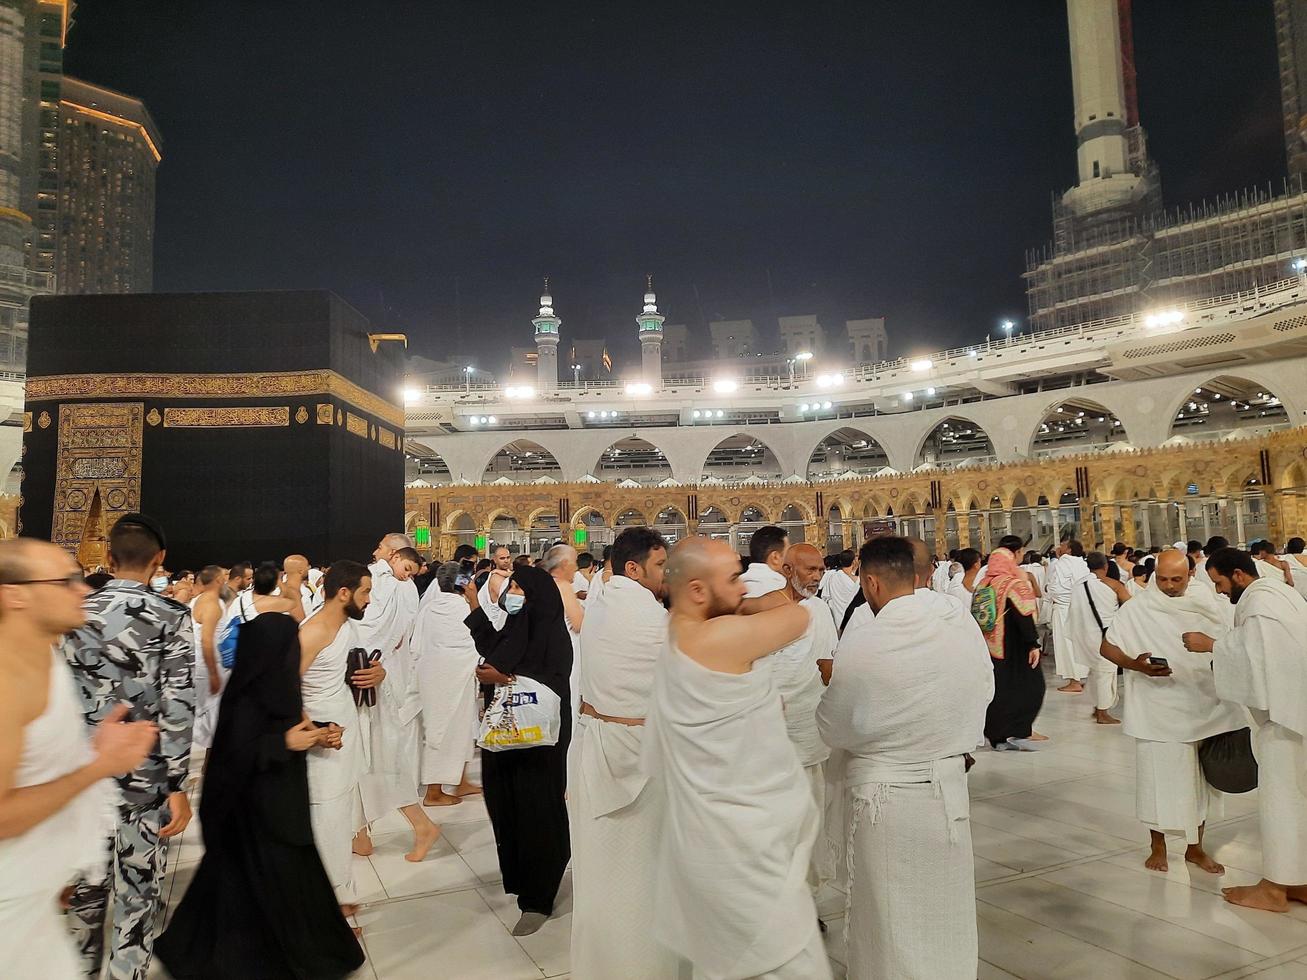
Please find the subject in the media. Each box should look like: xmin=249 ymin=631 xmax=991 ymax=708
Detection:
xmin=1097 ymin=549 xmax=1244 ymax=875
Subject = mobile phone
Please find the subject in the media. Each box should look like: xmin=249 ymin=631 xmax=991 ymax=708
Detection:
xmin=1147 ymin=657 xmax=1169 ymax=668
xmin=456 ymin=573 xmax=471 ymax=588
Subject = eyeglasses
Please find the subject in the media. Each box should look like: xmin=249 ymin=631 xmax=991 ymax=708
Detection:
xmin=4 ymin=571 xmax=86 ymax=588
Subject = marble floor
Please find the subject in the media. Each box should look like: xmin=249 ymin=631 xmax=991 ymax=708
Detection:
xmin=154 ymin=667 xmax=1307 ymax=979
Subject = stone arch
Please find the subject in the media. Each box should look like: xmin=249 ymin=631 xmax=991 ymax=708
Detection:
xmin=1029 ymin=396 xmax=1130 ymax=456
xmin=737 ymin=502 xmax=772 ymax=524
xmin=526 ymin=504 xmax=560 ymax=527
xmin=700 ymin=431 xmax=785 ymax=482
xmin=444 ymin=509 xmax=478 ymax=533
xmin=778 ymin=499 xmax=816 ymax=524
xmin=804 ymin=425 xmax=891 ymax=479
xmin=1280 ymin=459 xmax=1307 ymax=490
xmin=570 ymin=505 xmax=607 ymax=528
xmin=914 ymin=416 xmax=995 ymax=468
xmin=614 ymin=507 xmax=648 ymax=527
xmin=480 ymin=438 xmax=564 ymax=482
xmin=403 ymin=510 xmax=420 ymax=533
xmin=484 ymin=506 xmax=521 ymax=529
xmin=1164 ymin=374 xmax=1290 ymax=440
xmin=591 ymin=435 xmax=673 ymax=483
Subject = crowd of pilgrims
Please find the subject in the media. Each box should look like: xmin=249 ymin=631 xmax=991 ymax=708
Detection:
xmin=2 ymin=510 xmax=1306 ymax=979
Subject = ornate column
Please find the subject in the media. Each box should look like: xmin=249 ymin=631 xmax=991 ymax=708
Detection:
xmin=804 ymin=521 xmax=823 ymax=547
xmin=932 ymin=514 xmax=947 ymax=559
xmin=1233 ymin=498 xmax=1247 ymax=547
xmin=1119 ymin=504 xmax=1137 ymax=548
xmin=956 ymin=510 xmax=971 ymax=549
xmin=1099 ymin=504 xmax=1117 ymax=547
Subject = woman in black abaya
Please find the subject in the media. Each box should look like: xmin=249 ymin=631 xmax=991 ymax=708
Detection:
xmin=464 ymin=563 xmax=572 ymax=937
xmin=155 ymin=614 xmax=364 ymax=979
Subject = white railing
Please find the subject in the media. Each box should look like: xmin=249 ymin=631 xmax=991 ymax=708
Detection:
xmin=412 ymin=273 xmax=1307 ymax=404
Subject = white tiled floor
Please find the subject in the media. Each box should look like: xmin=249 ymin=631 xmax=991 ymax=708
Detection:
xmin=154 ymin=666 xmax=1307 ymax=979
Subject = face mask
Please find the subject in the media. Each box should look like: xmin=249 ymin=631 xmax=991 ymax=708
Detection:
xmin=151 ymin=576 xmax=169 ymax=592
xmin=502 ymin=593 xmax=525 ymax=615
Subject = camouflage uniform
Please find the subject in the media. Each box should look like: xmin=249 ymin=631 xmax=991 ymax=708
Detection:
xmin=62 ymin=579 xmax=195 ymax=980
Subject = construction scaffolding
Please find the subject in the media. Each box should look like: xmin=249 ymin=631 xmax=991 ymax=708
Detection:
xmin=1025 ymin=176 xmax=1307 ymax=332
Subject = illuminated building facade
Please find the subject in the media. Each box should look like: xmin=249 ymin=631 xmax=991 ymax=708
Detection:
xmin=56 ymin=77 xmax=160 ymax=294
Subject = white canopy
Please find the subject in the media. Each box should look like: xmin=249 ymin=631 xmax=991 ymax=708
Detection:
xmin=490 ymin=475 xmax=515 ymax=485
xmin=658 ymin=477 xmax=683 ymax=487
xmin=617 ymin=478 xmax=642 ymax=488
xmin=531 ymin=475 xmax=559 ymax=484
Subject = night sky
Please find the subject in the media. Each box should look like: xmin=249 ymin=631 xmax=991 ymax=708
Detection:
xmin=65 ymin=1 xmax=1285 ymax=370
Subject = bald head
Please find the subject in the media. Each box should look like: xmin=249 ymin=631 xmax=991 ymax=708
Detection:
xmin=905 ymin=537 xmax=932 ymax=588
xmin=374 ymin=532 xmax=414 ymax=562
xmin=666 ymin=536 xmax=745 ymax=618
xmin=283 ymin=554 xmax=309 ymax=577
xmin=783 ymin=543 xmax=824 ymax=597
xmin=1154 ymin=549 xmax=1191 ymax=597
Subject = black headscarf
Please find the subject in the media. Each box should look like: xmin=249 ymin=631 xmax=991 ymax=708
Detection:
xmin=481 ymin=564 xmax=572 ymax=700
xmin=199 ymin=613 xmax=311 ymax=844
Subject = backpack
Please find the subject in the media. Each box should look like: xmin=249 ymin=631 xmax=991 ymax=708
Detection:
xmin=216 ymin=594 xmax=251 ymax=669
xmin=970 ymin=583 xmax=999 ymax=633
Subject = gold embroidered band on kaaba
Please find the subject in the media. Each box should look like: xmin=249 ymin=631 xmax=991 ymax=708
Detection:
xmin=25 ymin=370 xmax=405 ymax=428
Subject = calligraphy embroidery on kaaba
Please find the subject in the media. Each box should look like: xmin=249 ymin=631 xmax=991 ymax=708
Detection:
xmin=162 ymin=407 xmax=291 ymax=427
xmin=345 ymin=412 xmax=370 ymax=439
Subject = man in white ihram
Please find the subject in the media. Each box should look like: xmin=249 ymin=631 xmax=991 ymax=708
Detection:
xmin=645 ymin=536 xmax=827 ymax=979
xmin=569 ymin=526 xmax=676 ymax=979
xmin=1046 ymin=537 xmax=1091 ymax=693
xmin=355 ymin=538 xmax=440 ymax=861
xmin=1099 ymin=549 xmax=1240 ymax=875
xmin=818 ymin=536 xmax=993 ymax=979
xmin=298 ymin=560 xmax=371 ymax=912
xmin=1184 ymin=547 xmax=1307 ymax=912
xmin=1066 ymin=551 xmax=1124 ymax=725
xmin=0 ymin=539 xmax=156 ymax=977
xmin=739 ymin=532 xmax=836 ymax=897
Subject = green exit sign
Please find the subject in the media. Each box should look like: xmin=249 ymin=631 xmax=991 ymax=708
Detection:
xmin=414 ymin=526 xmax=430 ymax=547
xmin=573 ymin=528 xmax=587 ymax=546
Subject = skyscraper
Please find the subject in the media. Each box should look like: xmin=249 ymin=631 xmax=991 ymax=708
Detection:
xmin=56 ymin=77 xmax=160 ymax=294
xmin=1276 ymin=0 xmax=1307 ymax=180
xmin=0 ymin=0 xmax=59 ymax=372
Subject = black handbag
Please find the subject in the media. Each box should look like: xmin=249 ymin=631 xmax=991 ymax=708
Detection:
xmin=346 ymin=647 xmax=380 ymax=708
xmin=1198 ymin=728 xmax=1258 ymax=794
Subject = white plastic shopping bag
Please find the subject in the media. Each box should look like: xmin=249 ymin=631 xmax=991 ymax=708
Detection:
xmin=477 ymin=675 xmax=561 ymax=751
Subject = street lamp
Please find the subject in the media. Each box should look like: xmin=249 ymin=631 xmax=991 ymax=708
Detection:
xmin=572 ymin=362 xmax=582 ymax=386
xmin=463 ymin=365 xmax=474 ymax=393
xmin=794 ymin=350 xmax=813 ymax=380
xmin=1001 ymin=320 xmax=1015 ymax=346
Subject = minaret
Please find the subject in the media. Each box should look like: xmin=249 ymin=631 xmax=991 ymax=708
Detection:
xmin=1061 ymin=0 xmax=1155 ymax=220
xmin=532 ymin=278 xmax=560 ymax=389
xmin=637 ymin=275 xmax=664 ymax=386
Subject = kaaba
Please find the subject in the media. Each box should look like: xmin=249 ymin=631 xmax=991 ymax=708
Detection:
xmin=22 ymin=291 xmax=405 ymax=570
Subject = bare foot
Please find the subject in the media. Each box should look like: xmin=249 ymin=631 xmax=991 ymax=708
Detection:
xmin=1286 ymin=885 xmax=1307 ymax=904
xmin=405 ymin=822 xmax=441 ymax=863
xmin=1184 ymin=846 xmax=1224 ymax=875
xmin=1027 ymin=731 xmax=1050 ymax=741
xmin=1058 ymin=680 xmax=1084 ymax=694
xmin=340 ymin=903 xmax=360 ymax=918
xmin=452 ymin=781 xmax=483 ymax=797
xmin=1145 ymin=845 xmax=1169 ymax=872
xmin=1093 ymin=709 xmax=1121 ymax=725
xmin=1223 ymin=880 xmax=1290 ymax=912
xmin=352 ymin=829 xmax=373 ymax=857
xmin=423 ymin=789 xmax=463 ymax=807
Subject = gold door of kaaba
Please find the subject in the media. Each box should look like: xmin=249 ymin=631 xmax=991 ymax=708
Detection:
xmin=52 ymin=402 xmax=144 ymax=566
